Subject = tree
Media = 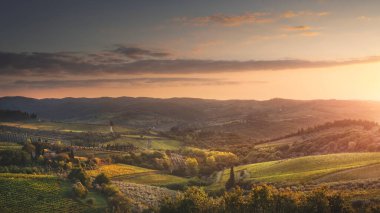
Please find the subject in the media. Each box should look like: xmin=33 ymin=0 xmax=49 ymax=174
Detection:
xmin=94 ymin=173 xmax=110 ymax=186
xmin=68 ymin=168 xmax=90 ymax=186
xmin=69 ymin=148 xmax=75 ymax=159
xmin=225 ymin=166 xmax=236 ymax=190
xmin=185 ymin=157 xmax=199 ymax=176
xmin=22 ymin=142 xmax=36 ymax=159
xmin=248 ymin=184 xmax=274 ymax=212
xmin=161 ymin=187 xmax=213 ymax=213
xmin=223 ymin=187 xmax=246 ymax=212
xmin=302 ymin=187 xmax=331 ymax=213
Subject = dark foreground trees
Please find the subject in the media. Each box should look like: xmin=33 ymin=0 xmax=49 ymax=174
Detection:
xmin=160 ymin=185 xmax=357 ymax=213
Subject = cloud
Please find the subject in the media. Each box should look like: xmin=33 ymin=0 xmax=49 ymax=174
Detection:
xmin=173 ymin=10 xmax=329 ymax=28
xmin=300 ymin=31 xmax=320 ymax=37
xmin=0 ymin=51 xmax=98 ymax=75
xmin=283 ymin=25 xmax=320 ymax=37
xmin=175 ymin=12 xmax=273 ymax=27
xmin=282 ymin=11 xmax=329 ymax=18
xmin=0 ymin=45 xmax=171 ymax=75
xmin=112 ymin=46 xmax=170 ymax=59
xmin=357 ymin=16 xmax=372 ymax=21
xmin=284 ymin=25 xmax=312 ymax=31
xmin=1 ymin=50 xmax=380 ymax=76
xmin=0 ymin=78 xmax=244 ymax=89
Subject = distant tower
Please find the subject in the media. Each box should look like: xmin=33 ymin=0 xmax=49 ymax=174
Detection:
xmin=109 ymin=121 xmax=114 ymax=133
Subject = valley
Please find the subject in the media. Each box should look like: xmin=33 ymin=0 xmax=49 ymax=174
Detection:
xmin=0 ymin=98 xmax=380 ymax=212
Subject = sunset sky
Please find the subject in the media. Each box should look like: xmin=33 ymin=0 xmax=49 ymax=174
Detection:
xmin=1 ymin=0 xmax=380 ymax=100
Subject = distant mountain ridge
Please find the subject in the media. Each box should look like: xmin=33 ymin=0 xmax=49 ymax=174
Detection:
xmin=2 ymin=96 xmax=380 ymax=139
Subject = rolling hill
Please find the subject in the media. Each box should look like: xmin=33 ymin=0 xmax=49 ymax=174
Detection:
xmin=243 ymin=120 xmax=380 ymax=163
xmin=211 ymin=152 xmax=380 ymax=189
xmin=3 ymin=97 xmax=380 ymax=140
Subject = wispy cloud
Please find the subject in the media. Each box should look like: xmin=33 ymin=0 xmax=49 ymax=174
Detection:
xmin=284 ymin=25 xmax=312 ymax=31
xmin=112 ymin=46 xmax=171 ymax=59
xmin=282 ymin=11 xmax=330 ymax=18
xmin=1 ymin=49 xmax=380 ymax=76
xmin=174 ymin=12 xmax=273 ymax=27
xmin=300 ymin=31 xmax=321 ymax=37
xmin=357 ymin=16 xmax=372 ymax=21
xmin=283 ymin=25 xmax=321 ymax=37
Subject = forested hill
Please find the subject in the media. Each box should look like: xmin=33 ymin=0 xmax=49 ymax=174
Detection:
xmin=0 ymin=109 xmax=37 ymax=121
xmin=2 ymin=96 xmax=380 ymax=139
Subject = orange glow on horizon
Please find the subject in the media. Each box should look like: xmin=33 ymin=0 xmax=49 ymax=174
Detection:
xmin=2 ymin=62 xmax=380 ymax=101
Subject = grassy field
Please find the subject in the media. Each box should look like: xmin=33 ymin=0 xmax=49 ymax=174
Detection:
xmin=88 ymin=164 xmax=188 ymax=186
xmin=114 ymin=172 xmax=188 ymax=186
xmin=0 ymin=142 xmax=22 ymax=150
xmin=211 ymin=152 xmax=380 ymax=189
xmin=74 ymin=149 xmax=126 ymax=159
xmin=87 ymin=164 xmax=153 ymax=178
xmin=0 ymin=173 xmax=106 ymax=213
xmin=105 ymin=135 xmax=182 ymax=150
xmin=0 ymin=121 xmax=183 ymax=150
xmin=0 ymin=121 xmax=131 ymax=133
xmin=316 ymin=163 xmax=380 ymax=183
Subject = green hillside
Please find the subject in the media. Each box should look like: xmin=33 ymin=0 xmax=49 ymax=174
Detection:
xmin=316 ymin=163 xmax=380 ymax=183
xmin=211 ymin=152 xmax=380 ymax=189
xmin=105 ymin=135 xmax=182 ymax=150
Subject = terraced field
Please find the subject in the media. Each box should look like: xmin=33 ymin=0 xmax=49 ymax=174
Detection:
xmin=88 ymin=164 xmax=188 ymax=187
xmin=211 ymin=152 xmax=380 ymax=189
xmin=0 ymin=173 xmax=105 ymax=213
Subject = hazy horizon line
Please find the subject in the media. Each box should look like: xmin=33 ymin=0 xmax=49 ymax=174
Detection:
xmin=1 ymin=95 xmax=380 ymax=103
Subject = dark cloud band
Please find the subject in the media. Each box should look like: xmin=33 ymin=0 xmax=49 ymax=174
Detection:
xmin=0 ymin=78 xmax=249 ymax=89
xmin=1 ymin=49 xmax=380 ymax=76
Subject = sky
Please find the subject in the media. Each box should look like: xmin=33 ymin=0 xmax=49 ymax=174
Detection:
xmin=1 ymin=0 xmax=380 ymax=100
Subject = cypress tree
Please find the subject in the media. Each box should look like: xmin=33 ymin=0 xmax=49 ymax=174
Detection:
xmin=225 ymin=166 xmax=236 ymax=190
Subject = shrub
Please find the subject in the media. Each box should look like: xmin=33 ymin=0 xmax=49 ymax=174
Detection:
xmin=165 ymin=182 xmax=188 ymax=191
xmin=101 ymin=183 xmax=120 ymax=196
xmin=68 ymin=168 xmax=90 ymax=186
xmin=72 ymin=182 xmax=88 ymax=199
xmin=93 ymin=173 xmax=110 ymax=186
xmin=185 ymin=157 xmax=199 ymax=176
xmin=108 ymin=194 xmax=131 ymax=213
